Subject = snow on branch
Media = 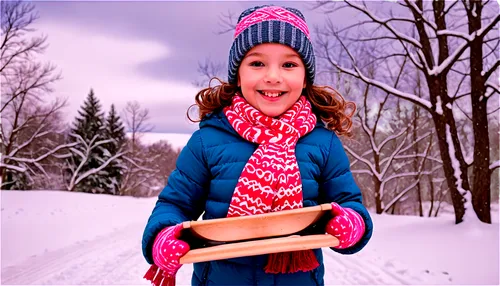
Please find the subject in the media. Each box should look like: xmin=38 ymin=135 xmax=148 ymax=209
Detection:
xmin=445 ymin=124 xmax=468 ymax=195
xmin=383 ymin=177 xmax=420 ymax=212
xmin=70 ymin=151 xmax=125 ymax=189
xmin=325 ymin=53 xmax=432 ymax=110
xmin=381 ymin=165 xmax=442 ymax=200
xmin=379 ymin=132 xmax=410 ymax=179
xmin=1 ymin=142 xmax=79 ymax=169
xmin=344 ymin=145 xmax=381 ymax=180
xmin=429 ymin=13 xmax=500 ymax=76
xmin=358 ymin=114 xmax=378 ymax=154
xmin=122 ymin=156 xmax=157 ymax=173
xmin=66 ymin=133 xmax=128 ymax=191
xmin=0 ymin=163 xmax=26 ymax=173
xmin=351 ymin=169 xmax=374 ymax=176
xmin=392 ymin=154 xmax=443 ymax=164
xmin=349 ymin=149 xmax=374 ymax=168
xmin=6 ymin=124 xmax=50 ymax=158
xmin=436 ymin=30 xmax=474 ymax=41
xmin=490 ymin=161 xmax=500 ymax=172
xmin=376 ymin=126 xmax=409 ymax=154
xmin=380 ymin=131 xmax=434 ymax=165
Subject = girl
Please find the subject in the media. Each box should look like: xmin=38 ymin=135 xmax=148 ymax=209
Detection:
xmin=142 ymin=5 xmax=373 ymax=286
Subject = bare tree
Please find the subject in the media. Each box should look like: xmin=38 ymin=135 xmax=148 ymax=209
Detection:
xmin=313 ymin=0 xmax=499 ymax=223
xmin=346 ymin=78 xmax=441 ymax=214
xmin=139 ymin=140 xmax=180 ymax=197
xmin=463 ymin=0 xmax=499 ymax=223
xmin=120 ymin=101 xmax=157 ymax=196
xmin=193 ymin=58 xmax=226 ymax=87
xmin=122 ymin=101 xmax=153 ymax=149
xmin=0 ymin=1 xmax=73 ymax=189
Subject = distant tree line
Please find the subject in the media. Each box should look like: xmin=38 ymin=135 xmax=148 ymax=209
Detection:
xmin=0 ymin=1 xmax=179 ymax=197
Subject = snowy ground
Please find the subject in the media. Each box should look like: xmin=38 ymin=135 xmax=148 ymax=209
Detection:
xmin=128 ymin=132 xmax=192 ymax=150
xmin=1 ymin=190 xmax=498 ymax=285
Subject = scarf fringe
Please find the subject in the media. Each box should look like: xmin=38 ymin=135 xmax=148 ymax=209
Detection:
xmin=264 ymin=250 xmax=319 ymax=274
xmin=144 ymin=264 xmax=176 ymax=286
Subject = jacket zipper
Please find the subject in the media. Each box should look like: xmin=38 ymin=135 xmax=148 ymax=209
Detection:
xmin=201 ymin=262 xmax=211 ymax=286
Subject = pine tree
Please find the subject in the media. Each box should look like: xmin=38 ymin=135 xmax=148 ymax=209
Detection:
xmin=67 ymin=88 xmax=107 ymax=193
xmin=103 ymin=104 xmax=126 ymax=195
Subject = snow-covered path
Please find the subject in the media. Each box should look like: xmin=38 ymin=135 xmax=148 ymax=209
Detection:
xmin=2 ymin=221 xmax=151 ymax=285
xmin=2 ymin=191 xmax=497 ymax=285
xmin=2 ymin=220 xmax=448 ymax=285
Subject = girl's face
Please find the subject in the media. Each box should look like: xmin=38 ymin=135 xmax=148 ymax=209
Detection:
xmin=237 ymin=43 xmax=306 ymax=118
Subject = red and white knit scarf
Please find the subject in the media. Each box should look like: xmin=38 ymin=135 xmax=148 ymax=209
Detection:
xmin=223 ymin=94 xmax=319 ymax=273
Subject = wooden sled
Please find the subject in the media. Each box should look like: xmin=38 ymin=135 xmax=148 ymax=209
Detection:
xmin=179 ymin=204 xmax=339 ymax=264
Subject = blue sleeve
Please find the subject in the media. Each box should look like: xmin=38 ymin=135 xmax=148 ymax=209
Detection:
xmin=141 ymin=130 xmax=209 ymax=264
xmin=319 ymin=132 xmax=373 ymax=255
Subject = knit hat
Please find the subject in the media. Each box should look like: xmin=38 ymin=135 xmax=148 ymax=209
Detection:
xmin=227 ymin=5 xmax=315 ymax=84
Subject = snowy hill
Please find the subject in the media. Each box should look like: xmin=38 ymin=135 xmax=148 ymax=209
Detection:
xmin=1 ymin=190 xmax=498 ymax=285
xmin=127 ymin=132 xmax=192 ymax=150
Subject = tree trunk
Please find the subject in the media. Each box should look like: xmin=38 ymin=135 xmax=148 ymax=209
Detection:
xmin=373 ymin=151 xmax=383 ymax=214
xmin=413 ymin=105 xmax=424 ymax=217
xmin=412 ymin=0 xmax=470 ymax=224
xmin=428 ymin=174 xmax=435 ymax=217
xmin=374 ymin=177 xmax=382 ymax=214
xmin=467 ymin=0 xmax=491 ymax=223
xmin=0 ymin=167 xmax=6 ymax=189
xmin=434 ymin=187 xmax=445 ymax=217
xmin=432 ymin=110 xmax=468 ymax=223
xmin=1 ymin=141 xmax=14 ymax=189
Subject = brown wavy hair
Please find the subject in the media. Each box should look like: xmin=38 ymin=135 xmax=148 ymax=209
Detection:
xmin=187 ymin=77 xmax=356 ymax=136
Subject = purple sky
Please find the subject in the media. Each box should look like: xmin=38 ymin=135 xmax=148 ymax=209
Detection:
xmin=32 ymin=1 xmax=346 ymax=134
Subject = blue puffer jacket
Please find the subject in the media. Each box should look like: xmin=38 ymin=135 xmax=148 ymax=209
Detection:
xmin=142 ymin=110 xmax=373 ymax=286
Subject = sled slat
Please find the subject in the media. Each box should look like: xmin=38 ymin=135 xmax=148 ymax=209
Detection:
xmin=179 ymin=234 xmax=339 ymax=264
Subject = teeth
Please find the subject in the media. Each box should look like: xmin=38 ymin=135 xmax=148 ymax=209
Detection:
xmin=262 ymin=91 xmax=282 ymax=97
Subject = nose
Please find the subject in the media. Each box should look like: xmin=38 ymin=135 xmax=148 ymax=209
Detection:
xmin=264 ymin=66 xmax=282 ymax=84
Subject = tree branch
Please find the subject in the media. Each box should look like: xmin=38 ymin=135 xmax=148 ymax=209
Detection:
xmin=324 ymin=37 xmax=432 ymax=110
xmin=483 ymin=58 xmax=499 ymax=81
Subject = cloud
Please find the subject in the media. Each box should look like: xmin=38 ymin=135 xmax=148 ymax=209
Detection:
xmin=30 ymin=1 xmax=343 ymax=135
xmin=35 ymin=20 xmax=200 ymax=133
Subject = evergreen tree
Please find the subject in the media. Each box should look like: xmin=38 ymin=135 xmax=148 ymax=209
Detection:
xmin=67 ymin=88 xmax=107 ymax=193
xmin=103 ymin=104 xmax=126 ymax=195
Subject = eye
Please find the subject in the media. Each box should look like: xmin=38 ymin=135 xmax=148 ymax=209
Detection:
xmin=283 ymin=62 xmax=298 ymax=68
xmin=249 ymin=61 xmax=264 ymax=67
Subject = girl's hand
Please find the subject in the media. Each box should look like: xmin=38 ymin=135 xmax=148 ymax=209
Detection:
xmin=152 ymin=224 xmax=190 ymax=272
xmin=144 ymin=224 xmax=190 ymax=286
xmin=326 ymin=202 xmax=365 ymax=249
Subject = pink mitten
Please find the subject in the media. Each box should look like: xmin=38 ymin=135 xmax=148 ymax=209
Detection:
xmin=144 ymin=224 xmax=190 ymax=286
xmin=326 ymin=202 xmax=365 ymax=249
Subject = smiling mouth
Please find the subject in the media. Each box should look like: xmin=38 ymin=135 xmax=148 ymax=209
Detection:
xmin=257 ymin=90 xmax=287 ymax=98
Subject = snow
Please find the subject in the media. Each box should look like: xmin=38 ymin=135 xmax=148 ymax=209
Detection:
xmin=1 ymin=190 xmax=499 ymax=285
xmin=127 ymin=132 xmax=192 ymax=150
xmin=435 ymin=96 xmax=443 ymax=115
xmin=427 ymin=31 xmax=474 ymax=76
xmin=444 ymin=124 xmax=481 ymax=223
xmin=428 ymin=14 xmax=499 ymax=76
xmin=445 ymin=124 xmax=467 ymax=195
xmin=491 ymin=160 xmax=500 ymax=170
